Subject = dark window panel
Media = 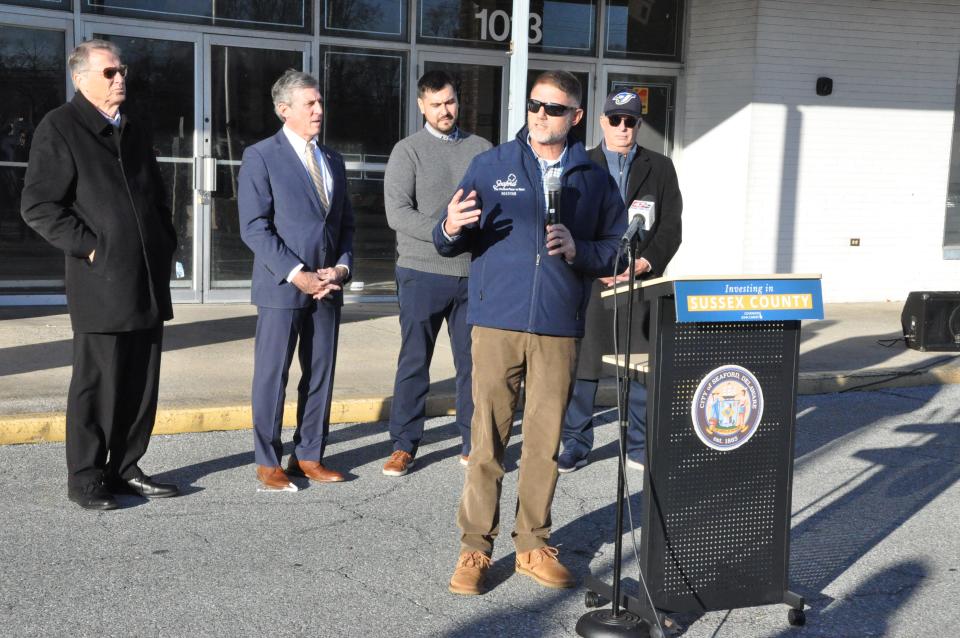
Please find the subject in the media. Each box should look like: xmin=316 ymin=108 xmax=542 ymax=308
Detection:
xmin=321 ymin=0 xmax=408 ymax=43
xmin=0 ymin=0 xmax=71 ymax=10
xmin=320 ymin=47 xmax=406 ymax=158
xmin=82 ymin=0 xmax=312 ymax=34
xmin=605 ymin=0 xmax=683 ymax=61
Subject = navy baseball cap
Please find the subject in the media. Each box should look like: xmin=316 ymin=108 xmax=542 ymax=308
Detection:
xmin=603 ymin=90 xmax=643 ymax=118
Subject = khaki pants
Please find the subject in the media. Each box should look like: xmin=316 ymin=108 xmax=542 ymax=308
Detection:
xmin=457 ymin=326 xmax=578 ymax=554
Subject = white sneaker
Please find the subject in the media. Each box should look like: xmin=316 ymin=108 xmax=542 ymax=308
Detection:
xmin=625 ymin=457 xmax=645 ymax=471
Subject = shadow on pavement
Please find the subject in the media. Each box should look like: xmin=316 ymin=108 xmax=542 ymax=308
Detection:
xmin=0 ymin=304 xmax=398 ymax=377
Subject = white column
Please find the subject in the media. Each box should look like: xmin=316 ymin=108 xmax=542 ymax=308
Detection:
xmin=507 ymin=0 xmax=530 ymax=138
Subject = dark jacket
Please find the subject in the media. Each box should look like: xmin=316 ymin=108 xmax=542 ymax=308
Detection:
xmin=21 ymin=92 xmax=176 ymax=333
xmin=577 ymin=144 xmax=683 ymax=378
xmin=237 ymin=130 xmax=355 ymax=309
xmin=432 ymin=128 xmax=626 ymax=338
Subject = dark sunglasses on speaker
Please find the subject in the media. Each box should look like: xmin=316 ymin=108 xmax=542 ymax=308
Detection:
xmin=527 ymin=99 xmax=575 ymax=117
xmin=607 ymin=114 xmax=638 ymax=128
xmin=98 ymin=65 xmax=128 ymax=80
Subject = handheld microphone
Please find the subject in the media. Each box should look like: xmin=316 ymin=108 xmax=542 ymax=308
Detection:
xmin=545 ymin=174 xmax=561 ymax=226
xmin=620 ymin=213 xmax=646 ymax=245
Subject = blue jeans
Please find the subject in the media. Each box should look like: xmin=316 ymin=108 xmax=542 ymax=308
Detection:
xmin=388 ymin=267 xmax=472 ymax=456
xmin=561 ymin=378 xmax=646 ymax=462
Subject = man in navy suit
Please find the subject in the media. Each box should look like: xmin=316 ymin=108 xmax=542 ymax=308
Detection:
xmin=238 ymin=70 xmax=355 ymax=491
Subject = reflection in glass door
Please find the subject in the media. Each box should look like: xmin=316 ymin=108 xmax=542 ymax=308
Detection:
xmin=203 ymin=37 xmax=308 ymax=300
xmin=0 ymin=21 xmax=68 ymax=295
xmin=605 ymin=73 xmax=676 ymax=156
xmin=421 ymin=58 xmax=506 ymax=145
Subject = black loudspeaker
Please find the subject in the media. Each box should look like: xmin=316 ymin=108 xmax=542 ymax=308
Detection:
xmin=901 ymin=292 xmax=960 ymax=351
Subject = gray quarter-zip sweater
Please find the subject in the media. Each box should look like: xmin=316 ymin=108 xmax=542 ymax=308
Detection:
xmin=384 ymin=126 xmax=492 ymax=276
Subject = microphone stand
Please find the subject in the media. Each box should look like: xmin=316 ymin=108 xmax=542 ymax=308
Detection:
xmin=577 ymin=236 xmax=665 ymax=638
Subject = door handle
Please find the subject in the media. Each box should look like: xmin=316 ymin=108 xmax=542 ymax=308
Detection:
xmin=202 ymin=156 xmax=217 ymax=192
xmin=195 ymin=156 xmax=217 ymax=204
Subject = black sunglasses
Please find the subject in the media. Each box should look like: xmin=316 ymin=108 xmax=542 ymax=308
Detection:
xmin=607 ymin=114 xmax=638 ymax=128
xmin=527 ymin=99 xmax=575 ymax=117
xmin=91 ymin=65 xmax=128 ymax=80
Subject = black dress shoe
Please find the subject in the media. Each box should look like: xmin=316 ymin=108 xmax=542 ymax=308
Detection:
xmin=111 ymin=475 xmax=180 ymax=498
xmin=68 ymin=482 xmax=119 ymax=511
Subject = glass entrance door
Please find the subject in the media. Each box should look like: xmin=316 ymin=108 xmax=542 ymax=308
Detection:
xmin=202 ymin=35 xmax=308 ymax=301
xmin=419 ymin=55 xmax=508 ymax=145
xmin=87 ymin=25 xmax=202 ymax=301
xmin=89 ymin=26 xmax=308 ymax=302
xmin=0 ymin=15 xmax=70 ymax=300
xmin=603 ymin=71 xmax=677 ymax=156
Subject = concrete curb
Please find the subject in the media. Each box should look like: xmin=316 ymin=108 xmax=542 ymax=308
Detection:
xmin=3 ymin=364 xmax=959 ymax=446
xmin=0 ymin=396 xmax=457 ymax=446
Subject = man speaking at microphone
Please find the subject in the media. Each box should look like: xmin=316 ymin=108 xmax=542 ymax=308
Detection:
xmin=557 ymin=89 xmax=683 ymax=474
xmin=433 ymin=71 xmax=625 ymax=595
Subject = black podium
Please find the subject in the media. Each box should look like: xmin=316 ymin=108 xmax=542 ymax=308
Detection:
xmin=585 ymin=274 xmax=823 ymax=634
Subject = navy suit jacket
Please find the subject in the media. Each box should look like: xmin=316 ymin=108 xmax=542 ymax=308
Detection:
xmin=238 ymin=130 xmax=355 ymax=309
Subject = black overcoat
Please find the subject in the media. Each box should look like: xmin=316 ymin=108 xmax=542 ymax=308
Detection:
xmin=576 ymin=144 xmax=683 ymax=379
xmin=21 ymin=92 xmax=175 ymax=333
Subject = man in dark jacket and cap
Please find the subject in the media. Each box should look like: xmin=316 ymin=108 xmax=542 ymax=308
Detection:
xmin=557 ymin=88 xmax=683 ymax=474
xmin=21 ymin=39 xmax=179 ymax=510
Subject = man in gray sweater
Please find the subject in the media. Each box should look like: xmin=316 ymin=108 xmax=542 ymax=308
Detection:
xmin=381 ymin=70 xmax=492 ymax=476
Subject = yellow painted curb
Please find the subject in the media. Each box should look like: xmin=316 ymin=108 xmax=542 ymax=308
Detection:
xmin=0 ymin=394 xmax=457 ymax=446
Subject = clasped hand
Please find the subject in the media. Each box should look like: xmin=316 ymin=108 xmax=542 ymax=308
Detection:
xmin=292 ymin=267 xmax=345 ymax=300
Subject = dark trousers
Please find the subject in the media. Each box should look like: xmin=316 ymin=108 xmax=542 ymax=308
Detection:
xmin=561 ymin=378 xmax=647 ymax=462
xmin=251 ymin=303 xmax=340 ymax=467
xmin=66 ymin=326 xmax=163 ymax=491
xmin=388 ymin=266 xmax=472 ymax=457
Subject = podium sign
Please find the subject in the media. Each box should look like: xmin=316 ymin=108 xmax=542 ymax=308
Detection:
xmin=674 ymin=278 xmax=823 ymax=322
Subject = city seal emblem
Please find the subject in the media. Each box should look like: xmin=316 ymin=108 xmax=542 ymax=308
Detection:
xmin=690 ymin=365 xmax=764 ymax=451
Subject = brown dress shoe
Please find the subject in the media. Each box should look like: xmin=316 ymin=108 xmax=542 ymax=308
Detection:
xmin=382 ymin=450 xmax=414 ymax=477
xmin=449 ymin=551 xmax=492 ymax=595
xmin=256 ymin=465 xmax=298 ymax=492
xmin=515 ymin=546 xmax=575 ymax=589
xmin=287 ymin=457 xmax=345 ymax=483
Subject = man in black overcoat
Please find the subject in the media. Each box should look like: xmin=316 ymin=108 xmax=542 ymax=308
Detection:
xmin=558 ymin=89 xmax=683 ymax=473
xmin=21 ymin=40 xmax=179 ymax=509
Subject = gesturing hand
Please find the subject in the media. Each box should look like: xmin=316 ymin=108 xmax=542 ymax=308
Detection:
xmin=443 ymin=188 xmax=481 ymax=237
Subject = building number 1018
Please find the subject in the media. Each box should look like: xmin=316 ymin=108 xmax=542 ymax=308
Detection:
xmin=475 ymin=9 xmax=543 ymax=44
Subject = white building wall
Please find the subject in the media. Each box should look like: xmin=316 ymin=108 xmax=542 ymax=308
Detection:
xmin=675 ymin=0 xmax=759 ymax=281
xmin=677 ymin=0 xmax=960 ymax=302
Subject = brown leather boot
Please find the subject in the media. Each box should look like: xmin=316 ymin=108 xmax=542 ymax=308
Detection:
xmin=449 ymin=551 xmax=492 ymax=595
xmin=515 ymin=546 xmax=575 ymax=589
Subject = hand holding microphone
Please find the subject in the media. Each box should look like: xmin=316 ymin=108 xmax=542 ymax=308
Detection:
xmin=544 ymin=174 xmax=576 ymax=261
